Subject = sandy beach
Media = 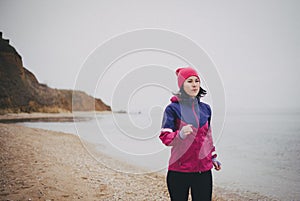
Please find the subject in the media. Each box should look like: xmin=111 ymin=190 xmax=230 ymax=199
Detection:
xmin=0 ymin=122 xmax=171 ymax=200
xmin=0 ymin=114 xmax=275 ymax=201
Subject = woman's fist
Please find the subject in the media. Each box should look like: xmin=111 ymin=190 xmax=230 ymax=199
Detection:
xmin=179 ymin=124 xmax=193 ymax=139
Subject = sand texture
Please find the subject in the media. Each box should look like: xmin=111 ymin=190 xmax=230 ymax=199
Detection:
xmin=0 ymin=120 xmax=275 ymax=201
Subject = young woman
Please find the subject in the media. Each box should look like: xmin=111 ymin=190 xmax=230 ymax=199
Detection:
xmin=160 ymin=67 xmax=221 ymax=201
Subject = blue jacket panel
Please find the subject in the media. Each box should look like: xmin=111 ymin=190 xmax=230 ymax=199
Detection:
xmin=162 ymin=96 xmax=211 ymax=131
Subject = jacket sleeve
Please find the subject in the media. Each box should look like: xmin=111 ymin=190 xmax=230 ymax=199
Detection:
xmin=206 ymin=104 xmax=217 ymax=159
xmin=208 ymin=127 xmax=217 ymax=159
xmin=159 ymin=105 xmax=182 ymax=146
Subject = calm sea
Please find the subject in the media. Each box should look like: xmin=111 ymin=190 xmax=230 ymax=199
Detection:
xmin=17 ymin=109 xmax=300 ymax=200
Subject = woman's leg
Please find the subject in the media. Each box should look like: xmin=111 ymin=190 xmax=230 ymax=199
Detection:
xmin=167 ymin=171 xmax=190 ymax=201
xmin=190 ymin=170 xmax=212 ymax=201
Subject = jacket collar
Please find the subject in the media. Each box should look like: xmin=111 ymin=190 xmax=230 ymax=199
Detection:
xmin=170 ymin=95 xmax=199 ymax=104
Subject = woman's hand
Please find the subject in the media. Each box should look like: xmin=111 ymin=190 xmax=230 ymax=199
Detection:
xmin=179 ymin=124 xmax=193 ymax=139
xmin=212 ymin=158 xmax=222 ymax=171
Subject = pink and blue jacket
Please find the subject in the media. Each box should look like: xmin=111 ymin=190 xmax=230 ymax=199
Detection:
xmin=160 ymin=95 xmax=217 ymax=172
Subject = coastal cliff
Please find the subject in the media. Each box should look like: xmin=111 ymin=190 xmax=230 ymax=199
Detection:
xmin=0 ymin=32 xmax=111 ymax=114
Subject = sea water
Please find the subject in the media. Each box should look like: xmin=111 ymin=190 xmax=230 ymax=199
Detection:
xmin=17 ymin=110 xmax=300 ymax=200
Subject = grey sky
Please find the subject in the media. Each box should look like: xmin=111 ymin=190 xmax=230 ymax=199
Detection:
xmin=0 ymin=0 xmax=299 ymax=111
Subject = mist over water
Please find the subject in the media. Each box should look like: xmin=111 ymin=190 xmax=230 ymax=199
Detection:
xmin=18 ymin=109 xmax=300 ymax=200
xmin=214 ymin=109 xmax=300 ymax=200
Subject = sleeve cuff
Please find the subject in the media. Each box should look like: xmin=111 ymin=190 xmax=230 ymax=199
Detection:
xmin=211 ymin=150 xmax=217 ymax=159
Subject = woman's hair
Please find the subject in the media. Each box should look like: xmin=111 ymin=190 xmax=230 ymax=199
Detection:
xmin=175 ymin=86 xmax=207 ymax=98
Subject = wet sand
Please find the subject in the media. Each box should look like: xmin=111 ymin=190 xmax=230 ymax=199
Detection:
xmin=0 ymin=113 xmax=275 ymax=200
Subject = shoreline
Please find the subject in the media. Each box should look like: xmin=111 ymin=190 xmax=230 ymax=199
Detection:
xmin=0 ymin=113 xmax=277 ymax=200
xmin=0 ymin=123 xmax=171 ymax=200
xmin=0 ymin=111 xmax=111 ymax=122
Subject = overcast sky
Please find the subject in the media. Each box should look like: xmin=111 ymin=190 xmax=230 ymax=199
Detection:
xmin=0 ymin=0 xmax=299 ymax=112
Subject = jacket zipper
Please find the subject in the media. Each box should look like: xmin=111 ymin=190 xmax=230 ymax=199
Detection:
xmin=192 ymin=100 xmax=200 ymax=128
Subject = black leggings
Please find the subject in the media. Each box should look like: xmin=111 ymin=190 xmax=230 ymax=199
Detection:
xmin=167 ymin=170 xmax=212 ymax=201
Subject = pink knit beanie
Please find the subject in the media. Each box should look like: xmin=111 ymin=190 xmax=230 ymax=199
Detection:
xmin=175 ymin=67 xmax=200 ymax=88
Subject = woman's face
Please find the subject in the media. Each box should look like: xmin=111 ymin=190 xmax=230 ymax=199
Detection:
xmin=183 ymin=76 xmax=200 ymax=97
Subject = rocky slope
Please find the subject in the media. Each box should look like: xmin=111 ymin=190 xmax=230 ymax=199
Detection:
xmin=0 ymin=32 xmax=110 ymax=114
